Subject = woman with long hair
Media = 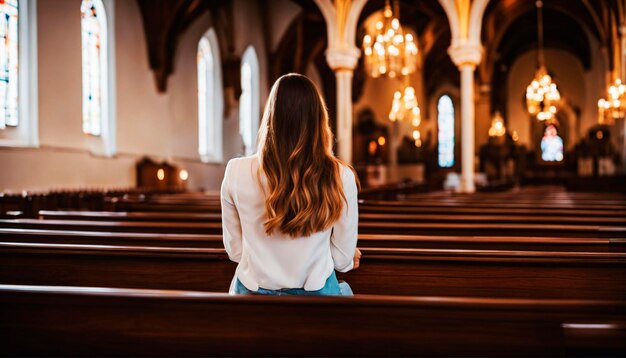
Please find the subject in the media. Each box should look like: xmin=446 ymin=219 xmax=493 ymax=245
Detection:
xmin=221 ymin=73 xmax=360 ymax=295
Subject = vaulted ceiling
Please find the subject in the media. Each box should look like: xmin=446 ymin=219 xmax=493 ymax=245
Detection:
xmin=136 ymin=0 xmax=235 ymax=92
xmin=135 ymin=0 xmax=625 ymax=113
xmin=482 ymin=0 xmax=624 ymax=114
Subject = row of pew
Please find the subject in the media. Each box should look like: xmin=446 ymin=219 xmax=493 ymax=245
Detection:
xmin=1 ymin=186 xmax=625 ymax=356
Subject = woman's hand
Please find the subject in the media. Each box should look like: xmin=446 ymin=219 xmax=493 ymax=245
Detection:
xmin=353 ymin=248 xmax=362 ymax=270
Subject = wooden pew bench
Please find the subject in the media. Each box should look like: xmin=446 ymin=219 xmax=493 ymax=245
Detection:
xmin=37 ymin=210 xmax=626 ymax=226
xmin=356 ymin=201 xmax=626 ymax=221
xmin=359 ymin=213 xmax=626 ymax=226
xmin=113 ymin=201 xmax=222 ymax=213
xmin=1 ymin=284 xmax=624 ymax=356
xmin=359 ymin=201 xmax=626 ymax=218
xmin=358 ymin=222 xmax=626 ymax=238
xmin=2 ymin=228 xmax=625 ymax=252
xmin=2 ymin=218 xmax=624 ymax=238
xmin=1 ymin=242 xmax=624 ymax=300
xmin=109 ymin=198 xmax=626 ymax=217
xmin=38 ymin=210 xmax=222 ymax=222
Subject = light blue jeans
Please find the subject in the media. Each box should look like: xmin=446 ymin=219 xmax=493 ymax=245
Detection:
xmin=233 ymin=271 xmax=353 ymax=296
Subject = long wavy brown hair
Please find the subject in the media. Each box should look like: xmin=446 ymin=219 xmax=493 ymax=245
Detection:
xmin=257 ymin=73 xmax=355 ymax=238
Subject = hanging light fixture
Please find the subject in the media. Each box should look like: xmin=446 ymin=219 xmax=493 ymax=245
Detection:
xmin=389 ymin=86 xmax=422 ymax=147
xmin=526 ymin=0 xmax=561 ymax=122
xmin=362 ymin=0 xmax=418 ymax=78
xmin=488 ymin=112 xmax=506 ymax=137
xmin=598 ymin=78 xmax=626 ymax=124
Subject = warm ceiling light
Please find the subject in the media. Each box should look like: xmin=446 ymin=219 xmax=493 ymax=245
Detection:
xmin=488 ymin=112 xmax=506 ymax=137
xmin=526 ymin=0 xmax=561 ymax=122
xmin=389 ymin=86 xmax=420 ymax=125
xmin=362 ymin=0 xmax=417 ymax=78
xmin=598 ymin=78 xmax=625 ymax=124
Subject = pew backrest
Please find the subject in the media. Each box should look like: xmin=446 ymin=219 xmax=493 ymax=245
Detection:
xmin=1 ymin=284 xmax=624 ymax=356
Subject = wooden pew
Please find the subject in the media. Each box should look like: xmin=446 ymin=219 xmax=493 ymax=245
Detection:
xmin=0 ymin=219 xmax=222 ymax=234
xmin=401 ymin=195 xmax=626 ymax=206
xmin=2 ymin=218 xmax=624 ymax=237
xmin=0 ymin=228 xmax=224 ymax=248
xmin=359 ymin=203 xmax=626 ymax=218
xmin=1 ymin=242 xmax=624 ymax=300
xmin=358 ymin=221 xmax=626 ymax=238
xmin=359 ymin=200 xmax=626 ymax=215
xmin=112 ymin=201 xmax=222 ymax=213
xmin=2 ymin=284 xmax=623 ymax=356
xmin=38 ymin=210 xmax=222 ymax=222
xmin=2 ymin=228 xmax=625 ymax=252
xmin=110 ymin=199 xmax=626 ymax=217
xmin=130 ymin=190 xmax=626 ymax=208
xmin=37 ymin=210 xmax=626 ymax=226
xmin=359 ymin=213 xmax=626 ymax=226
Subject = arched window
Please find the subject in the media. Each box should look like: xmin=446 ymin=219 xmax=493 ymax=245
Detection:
xmin=437 ymin=95 xmax=455 ymax=168
xmin=81 ymin=0 xmax=107 ymax=137
xmin=0 ymin=0 xmax=38 ymax=148
xmin=540 ymin=124 xmax=563 ymax=162
xmin=0 ymin=0 xmax=19 ymax=129
xmin=197 ymin=29 xmax=223 ymax=162
xmin=239 ymin=46 xmax=259 ymax=155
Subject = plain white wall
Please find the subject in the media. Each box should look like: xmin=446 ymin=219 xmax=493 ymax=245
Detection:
xmin=115 ymin=0 xmax=172 ymax=157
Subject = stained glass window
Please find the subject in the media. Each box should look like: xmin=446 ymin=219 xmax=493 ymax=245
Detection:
xmin=540 ymin=124 xmax=563 ymax=162
xmin=239 ymin=47 xmax=259 ymax=156
xmin=81 ymin=0 xmax=106 ymax=136
xmin=0 ymin=0 xmax=19 ymax=130
xmin=437 ymin=95 xmax=455 ymax=168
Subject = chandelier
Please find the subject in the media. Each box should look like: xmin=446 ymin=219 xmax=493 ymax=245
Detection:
xmin=362 ymin=0 xmax=418 ymax=78
xmin=488 ymin=112 xmax=506 ymax=137
xmin=526 ymin=0 xmax=561 ymax=121
xmin=598 ymin=78 xmax=626 ymax=124
xmin=526 ymin=66 xmax=560 ymax=121
xmin=389 ymin=86 xmax=422 ymax=147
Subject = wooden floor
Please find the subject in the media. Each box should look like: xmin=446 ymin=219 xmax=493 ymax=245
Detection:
xmin=1 ymin=185 xmax=625 ymax=356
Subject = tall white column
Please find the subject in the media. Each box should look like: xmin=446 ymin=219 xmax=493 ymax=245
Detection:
xmin=459 ymin=64 xmax=476 ymax=193
xmin=335 ymin=69 xmax=354 ymax=162
xmin=326 ymin=48 xmax=360 ymax=162
xmin=314 ymin=0 xmax=366 ymax=163
xmin=448 ymin=43 xmax=482 ymax=193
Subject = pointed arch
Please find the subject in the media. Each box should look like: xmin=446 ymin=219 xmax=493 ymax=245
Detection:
xmin=239 ymin=46 xmax=260 ymax=156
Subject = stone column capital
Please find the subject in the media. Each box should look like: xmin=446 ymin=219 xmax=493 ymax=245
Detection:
xmin=325 ymin=47 xmax=361 ymax=72
xmin=448 ymin=42 xmax=483 ymax=68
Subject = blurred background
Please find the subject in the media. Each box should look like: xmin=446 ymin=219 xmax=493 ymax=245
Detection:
xmin=0 ymin=0 xmax=624 ymax=194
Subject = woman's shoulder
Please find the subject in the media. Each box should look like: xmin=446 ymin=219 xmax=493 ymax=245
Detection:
xmin=226 ymin=154 xmax=259 ymax=170
xmin=337 ymin=162 xmax=357 ymax=186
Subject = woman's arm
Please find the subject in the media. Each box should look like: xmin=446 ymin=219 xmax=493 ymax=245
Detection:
xmin=221 ymin=160 xmax=243 ymax=263
xmin=330 ymin=167 xmax=359 ymax=272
